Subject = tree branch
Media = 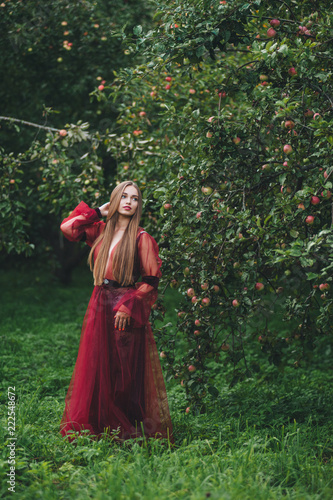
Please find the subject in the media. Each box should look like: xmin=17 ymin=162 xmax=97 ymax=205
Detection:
xmin=0 ymin=116 xmax=59 ymax=132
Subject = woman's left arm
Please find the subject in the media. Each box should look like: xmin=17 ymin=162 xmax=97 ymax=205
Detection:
xmin=113 ymin=232 xmax=162 ymax=328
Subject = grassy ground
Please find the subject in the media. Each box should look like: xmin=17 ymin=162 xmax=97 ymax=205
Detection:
xmin=0 ymin=265 xmax=332 ymax=499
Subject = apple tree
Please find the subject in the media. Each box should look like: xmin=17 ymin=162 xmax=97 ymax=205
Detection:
xmin=99 ymin=0 xmax=333 ymax=409
xmin=0 ymin=0 xmax=153 ymax=280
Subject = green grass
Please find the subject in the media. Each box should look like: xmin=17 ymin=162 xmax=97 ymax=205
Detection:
xmin=0 ymin=265 xmax=332 ymax=499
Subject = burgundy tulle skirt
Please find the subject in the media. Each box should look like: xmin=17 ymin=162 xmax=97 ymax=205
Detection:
xmin=60 ymin=282 xmax=174 ymax=444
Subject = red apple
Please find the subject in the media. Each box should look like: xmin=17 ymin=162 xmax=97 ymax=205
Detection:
xmin=181 ymin=380 xmax=185 ymax=387
xmin=267 ymin=28 xmax=277 ymax=37
xmin=298 ymin=203 xmax=305 ymax=210
xmin=305 ymin=215 xmax=314 ymax=225
xmin=160 ymin=351 xmax=167 ymax=359
xmin=283 ymin=144 xmax=293 ymax=154
xmin=304 ymin=109 xmax=314 ymax=117
xmin=165 ymin=84 xmax=171 ymax=90
xmin=202 ymin=298 xmax=210 ymax=306
xmin=195 ymin=319 xmax=201 ymax=326
xmin=139 ymin=111 xmax=146 ymax=117
xmin=185 ymin=407 xmax=190 ymax=414
xmin=194 ymin=330 xmax=200 ymax=336
xmin=98 ymin=84 xmax=104 ymax=91
xmin=164 ymin=203 xmax=172 ymax=210
xmin=201 ymin=186 xmax=213 ymax=195
xmin=321 ymin=190 xmax=332 ymax=199
xmin=187 ymin=288 xmax=195 ymax=297
xmin=191 ymin=296 xmax=198 ymax=304
xmin=285 ymin=120 xmax=295 ymax=129
xmin=213 ymin=285 xmax=220 ymax=293
xmin=206 ymin=131 xmax=213 ymax=138
xmin=270 ymin=19 xmax=280 ymax=28
xmin=288 ymin=67 xmax=297 ymax=76
xmin=201 ymin=283 xmax=208 ymax=290
xmin=319 ymin=283 xmax=330 ymax=291
xmin=196 ymin=212 xmax=202 ymax=219
xmin=283 ymin=161 xmax=288 ymax=167
xmin=313 ymin=113 xmax=321 ymax=120
xmin=233 ymin=137 xmax=241 ymax=145
xmin=188 ymin=365 xmax=196 ymax=372
xmin=324 ymin=171 xmax=328 ymax=179
xmin=310 ymin=196 xmax=320 ymax=205
xmin=189 ymin=89 xmax=196 ymax=94
xmin=255 ymin=282 xmax=265 ymax=291
xmin=221 ymin=343 xmax=230 ymax=351
xmin=184 ymin=267 xmax=190 ymax=275
xmin=177 ymin=311 xmax=186 ymax=318
xmin=133 ymin=130 xmax=143 ymax=136
xmin=232 ymin=299 xmax=240 ymax=308
xmin=165 ymin=76 xmax=172 ymax=82
xmin=59 ymin=129 xmax=67 ymax=137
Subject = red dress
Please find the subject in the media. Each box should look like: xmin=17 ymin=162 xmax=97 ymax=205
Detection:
xmin=59 ymin=201 xmax=174 ymax=444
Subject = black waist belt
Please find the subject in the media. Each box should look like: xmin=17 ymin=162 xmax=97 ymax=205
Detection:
xmin=102 ymin=276 xmax=159 ymax=289
xmin=102 ymin=279 xmax=132 ymax=288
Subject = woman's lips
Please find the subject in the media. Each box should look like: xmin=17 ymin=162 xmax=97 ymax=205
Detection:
xmin=123 ymin=206 xmax=132 ymax=210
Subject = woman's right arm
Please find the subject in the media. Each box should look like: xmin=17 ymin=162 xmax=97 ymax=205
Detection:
xmin=60 ymin=201 xmax=105 ymax=247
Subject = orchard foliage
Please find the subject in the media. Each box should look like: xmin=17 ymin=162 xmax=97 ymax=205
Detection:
xmin=1 ymin=0 xmax=333 ymax=408
xmin=0 ymin=0 xmax=152 ymax=272
xmin=103 ymin=0 xmax=333 ymax=405
xmin=0 ymin=0 xmax=152 ymax=152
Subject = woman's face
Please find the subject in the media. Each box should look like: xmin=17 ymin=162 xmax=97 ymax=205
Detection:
xmin=118 ymin=185 xmax=139 ymax=217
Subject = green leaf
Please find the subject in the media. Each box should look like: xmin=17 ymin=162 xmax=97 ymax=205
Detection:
xmin=207 ymin=386 xmax=219 ymax=398
xmin=279 ymin=173 xmax=286 ymax=186
xmin=300 ymin=257 xmax=314 ymax=267
xmin=133 ymin=25 xmax=143 ymax=36
xmin=196 ymin=46 xmax=206 ymax=58
xmin=277 ymin=44 xmax=288 ymax=55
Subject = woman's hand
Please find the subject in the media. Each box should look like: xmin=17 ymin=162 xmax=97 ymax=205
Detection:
xmin=114 ymin=310 xmax=131 ymax=331
xmin=98 ymin=202 xmax=110 ymax=217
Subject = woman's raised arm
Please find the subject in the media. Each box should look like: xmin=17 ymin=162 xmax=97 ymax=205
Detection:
xmin=60 ymin=201 xmax=105 ymax=247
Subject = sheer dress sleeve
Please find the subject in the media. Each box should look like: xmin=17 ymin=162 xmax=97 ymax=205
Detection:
xmin=113 ymin=232 xmax=162 ymax=327
xmin=60 ymin=201 xmax=105 ymax=247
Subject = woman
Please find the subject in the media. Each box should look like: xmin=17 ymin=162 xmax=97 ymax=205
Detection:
xmin=59 ymin=180 xmax=174 ymax=444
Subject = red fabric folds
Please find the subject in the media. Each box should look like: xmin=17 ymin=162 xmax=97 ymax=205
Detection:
xmin=60 ymin=201 xmax=105 ymax=246
xmin=113 ymin=232 xmax=162 ymax=328
xmin=59 ymin=202 xmax=174 ymax=444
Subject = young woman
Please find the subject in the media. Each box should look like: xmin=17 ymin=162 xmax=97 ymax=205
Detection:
xmin=59 ymin=180 xmax=174 ymax=444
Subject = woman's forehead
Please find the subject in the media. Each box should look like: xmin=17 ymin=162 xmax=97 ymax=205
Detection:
xmin=122 ymin=186 xmax=139 ymax=196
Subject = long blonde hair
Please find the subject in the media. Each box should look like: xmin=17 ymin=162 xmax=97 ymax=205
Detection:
xmin=88 ymin=181 xmax=143 ymax=286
